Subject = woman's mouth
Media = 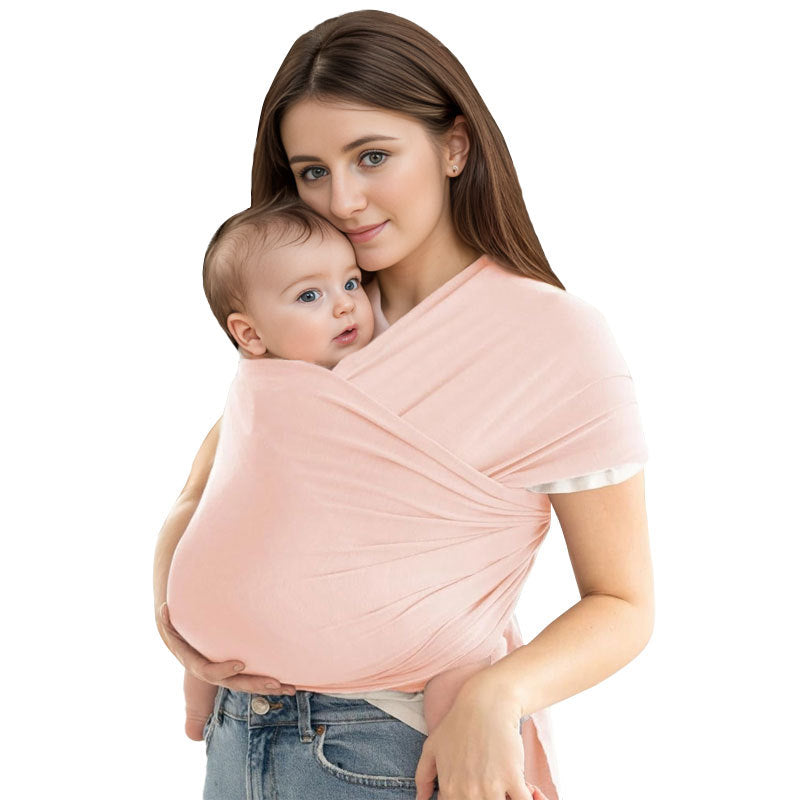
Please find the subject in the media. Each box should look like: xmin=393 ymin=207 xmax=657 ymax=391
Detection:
xmin=344 ymin=221 xmax=387 ymax=244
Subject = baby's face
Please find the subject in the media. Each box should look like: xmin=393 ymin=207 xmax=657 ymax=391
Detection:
xmin=231 ymin=228 xmax=375 ymax=369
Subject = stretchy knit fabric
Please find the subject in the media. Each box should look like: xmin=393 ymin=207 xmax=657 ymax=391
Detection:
xmin=326 ymin=276 xmax=643 ymax=759
xmin=167 ymin=254 xmax=649 ymax=800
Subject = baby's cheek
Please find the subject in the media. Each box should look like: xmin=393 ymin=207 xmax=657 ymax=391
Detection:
xmin=279 ymin=322 xmax=330 ymax=362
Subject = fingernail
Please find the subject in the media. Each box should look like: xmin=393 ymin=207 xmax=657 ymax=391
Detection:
xmin=233 ymin=663 xmax=244 ymax=672
xmin=160 ymin=604 xmax=167 ymax=622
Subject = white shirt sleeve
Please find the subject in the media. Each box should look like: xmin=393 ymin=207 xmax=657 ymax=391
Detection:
xmin=525 ymin=462 xmax=644 ymax=494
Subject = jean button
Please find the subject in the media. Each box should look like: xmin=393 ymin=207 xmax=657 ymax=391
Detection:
xmin=251 ymin=696 xmax=270 ymax=715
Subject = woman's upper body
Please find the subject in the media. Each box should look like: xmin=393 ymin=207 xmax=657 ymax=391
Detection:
xmin=167 ymin=248 xmax=649 ymax=688
xmin=164 ymin=247 xmax=650 ymax=800
xmin=176 ymin=261 xmax=645 ymax=736
xmin=155 ymin=11 xmax=653 ymax=800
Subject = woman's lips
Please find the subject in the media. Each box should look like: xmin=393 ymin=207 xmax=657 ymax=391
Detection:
xmin=345 ymin=221 xmax=387 ymax=243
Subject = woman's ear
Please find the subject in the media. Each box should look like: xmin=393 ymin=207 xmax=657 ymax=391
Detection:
xmin=227 ymin=312 xmax=269 ymax=357
xmin=442 ymin=114 xmax=471 ymax=176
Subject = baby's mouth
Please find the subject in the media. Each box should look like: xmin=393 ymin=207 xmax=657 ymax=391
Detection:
xmin=333 ymin=325 xmax=358 ymax=342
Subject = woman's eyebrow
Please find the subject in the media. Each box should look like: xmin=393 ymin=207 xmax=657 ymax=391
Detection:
xmin=288 ymin=135 xmax=399 ymax=165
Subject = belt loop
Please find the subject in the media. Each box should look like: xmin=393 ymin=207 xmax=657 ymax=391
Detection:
xmin=295 ymin=691 xmax=313 ymax=742
xmin=213 ymin=685 xmax=227 ymax=725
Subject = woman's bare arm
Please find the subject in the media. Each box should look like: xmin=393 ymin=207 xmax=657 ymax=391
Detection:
xmin=459 ymin=469 xmax=654 ymax=714
xmin=414 ymin=470 xmax=652 ymax=800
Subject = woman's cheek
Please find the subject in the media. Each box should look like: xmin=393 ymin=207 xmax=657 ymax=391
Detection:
xmin=295 ymin=185 xmax=330 ymax=223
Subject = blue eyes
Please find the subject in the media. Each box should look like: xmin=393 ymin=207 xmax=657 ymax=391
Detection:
xmin=297 ymin=277 xmax=360 ymax=303
xmin=297 ymin=151 xmax=387 ymax=182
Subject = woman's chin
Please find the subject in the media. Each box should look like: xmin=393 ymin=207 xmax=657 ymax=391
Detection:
xmin=354 ymin=260 xmax=385 ymax=273
xmin=353 ymin=250 xmax=391 ymax=272
xmin=353 ymin=243 xmax=404 ymax=272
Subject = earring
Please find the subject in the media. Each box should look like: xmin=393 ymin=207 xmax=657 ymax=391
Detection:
xmin=451 ymin=164 xmax=458 ymax=174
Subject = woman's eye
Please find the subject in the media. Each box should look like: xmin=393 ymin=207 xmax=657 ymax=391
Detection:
xmin=297 ymin=289 xmax=321 ymax=303
xmin=345 ymin=278 xmax=360 ymax=290
xmin=360 ymin=151 xmax=387 ymax=168
xmin=299 ymin=166 xmax=327 ymax=182
xmin=299 ymin=152 xmax=386 ymax=182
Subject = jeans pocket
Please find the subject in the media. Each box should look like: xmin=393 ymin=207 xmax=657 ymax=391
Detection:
xmin=312 ymin=718 xmax=424 ymax=789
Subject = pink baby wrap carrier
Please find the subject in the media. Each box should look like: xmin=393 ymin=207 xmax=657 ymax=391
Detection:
xmin=167 ymin=254 xmax=648 ymax=799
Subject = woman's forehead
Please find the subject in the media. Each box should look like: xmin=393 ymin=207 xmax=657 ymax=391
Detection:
xmin=280 ymin=99 xmax=422 ymax=153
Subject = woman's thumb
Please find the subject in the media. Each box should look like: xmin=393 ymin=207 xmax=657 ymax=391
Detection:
xmin=414 ymin=745 xmax=437 ymax=800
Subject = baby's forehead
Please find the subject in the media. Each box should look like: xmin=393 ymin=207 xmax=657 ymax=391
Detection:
xmin=254 ymin=223 xmax=352 ymax=262
xmin=243 ymin=222 xmax=357 ymax=285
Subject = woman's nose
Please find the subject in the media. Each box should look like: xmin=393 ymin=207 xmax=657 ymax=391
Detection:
xmin=328 ymin=172 xmax=366 ymax=219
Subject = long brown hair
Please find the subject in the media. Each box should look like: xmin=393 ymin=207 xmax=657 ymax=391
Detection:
xmin=251 ymin=9 xmax=565 ymax=290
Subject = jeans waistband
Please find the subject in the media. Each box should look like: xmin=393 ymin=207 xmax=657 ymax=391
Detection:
xmin=215 ymin=688 xmax=397 ymax=741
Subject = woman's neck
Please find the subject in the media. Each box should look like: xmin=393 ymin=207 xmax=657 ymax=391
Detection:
xmin=375 ymin=237 xmax=482 ymax=326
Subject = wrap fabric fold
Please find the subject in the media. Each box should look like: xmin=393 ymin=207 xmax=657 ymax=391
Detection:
xmin=167 ymin=254 xmax=649 ymax=800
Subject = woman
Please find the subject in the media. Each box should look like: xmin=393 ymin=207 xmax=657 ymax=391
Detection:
xmin=154 ymin=10 xmax=653 ymax=800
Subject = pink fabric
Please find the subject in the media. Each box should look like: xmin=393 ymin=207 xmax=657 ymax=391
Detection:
xmin=167 ymin=254 xmax=648 ymax=799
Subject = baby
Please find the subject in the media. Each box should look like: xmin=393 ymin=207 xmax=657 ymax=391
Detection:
xmin=181 ymin=196 xmax=375 ymax=739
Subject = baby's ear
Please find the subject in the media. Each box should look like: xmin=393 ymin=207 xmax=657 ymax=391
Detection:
xmin=227 ymin=313 xmax=268 ymax=357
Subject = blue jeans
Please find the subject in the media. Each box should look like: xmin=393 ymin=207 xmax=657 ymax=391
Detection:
xmin=202 ymin=686 xmax=439 ymax=799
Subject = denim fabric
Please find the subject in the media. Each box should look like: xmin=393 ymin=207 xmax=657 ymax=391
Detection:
xmin=202 ymin=686 xmax=439 ymax=800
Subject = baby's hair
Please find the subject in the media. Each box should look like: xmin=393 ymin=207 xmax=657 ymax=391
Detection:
xmin=203 ymin=197 xmax=335 ymax=350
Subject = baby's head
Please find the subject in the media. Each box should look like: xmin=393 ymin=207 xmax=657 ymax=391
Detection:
xmin=203 ymin=197 xmax=375 ymax=369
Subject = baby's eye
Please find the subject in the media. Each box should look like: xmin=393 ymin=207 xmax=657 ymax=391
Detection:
xmin=344 ymin=277 xmax=360 ymax=290
xmin=298 ymin=289 xmax=321 ymax=303
xmin=299 ymin=166 xmax=327 ymax=182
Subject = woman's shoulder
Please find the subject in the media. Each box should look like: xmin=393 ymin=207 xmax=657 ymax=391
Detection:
xmin=477 ymin=255 xmax=633 ymax=377
xmin=480 ymin=256 xmax=609 ymax=333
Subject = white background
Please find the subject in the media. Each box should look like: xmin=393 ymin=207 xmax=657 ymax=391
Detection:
xmin=2 ymin=1 xmax=797 ymax=797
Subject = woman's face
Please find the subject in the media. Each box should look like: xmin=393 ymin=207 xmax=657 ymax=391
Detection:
xmin=280 ymin=99 xmax=456 ymax=272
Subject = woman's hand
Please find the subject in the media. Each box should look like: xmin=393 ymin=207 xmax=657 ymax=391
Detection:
xmin=157 ymin=602 xmax=297 ymax=695
xmin=414 ymin=677 xmax=551 ymax=800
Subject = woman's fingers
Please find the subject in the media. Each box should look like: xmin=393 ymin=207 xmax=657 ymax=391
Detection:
xmin=527 ymin=784 xmax=552 ymax=800
xmin=501 ymin=776 xmax=536 ymax=799
xmin=159 ymin=603 xmax=238 ymax=678
xmin=504 ymin=777 xmax=537 ymax=799
xmin=216 ymin=673 xmax=297 ymax=695
xmin=159 ymin=603 xmax=296 ymax=694
xmin=414 ymin=739 xmax=438 ymax=800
